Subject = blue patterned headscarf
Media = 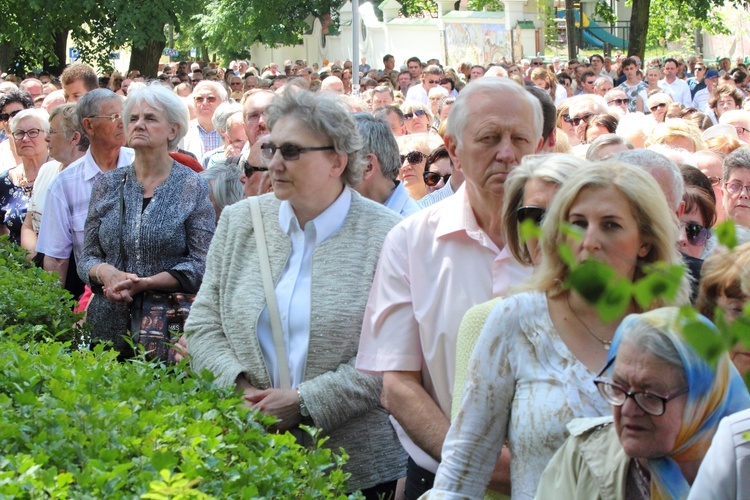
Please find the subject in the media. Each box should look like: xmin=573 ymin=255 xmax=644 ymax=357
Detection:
xmin=605 ymin=307 xmax=750 ymax=500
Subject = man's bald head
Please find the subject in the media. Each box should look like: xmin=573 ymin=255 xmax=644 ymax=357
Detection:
xmin=321 ymin=76 xmax=345 ymax=95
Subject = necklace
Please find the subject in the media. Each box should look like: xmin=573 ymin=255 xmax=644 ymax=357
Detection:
xmin=17 ymin=169 xmax=35 ymax=196
xmin=565 ymin=293 xmax=612 ymax=350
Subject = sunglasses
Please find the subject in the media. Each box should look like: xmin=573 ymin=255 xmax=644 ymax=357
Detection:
xmin=650 ymin=102 xmax=668 ymax=112
xmin=426 ymin=79 xmax=441 ymax=85
xmin=562 ymin=114 xmax=572 ymax=123
xmin=532 ymin=61 xmax=543 ymax=66
xmin=682 ymin=221 xmax=710 ymax=246
xmin=608 ymin=98 xmax=628 ymax=106
xmin=570 ymin=114 xmax=593 ymax=126
xmin=261 ymin=142 xmax=335 ymax=161
xmin=403 ymin=109 xmax=426 ymax=120
xmin=243 ymin=163 xmax=268 ymax=177
xmin=423 ymin=171 xmax=451 ymax=186
xmin=0 ymin=109 xmax=23 ymax=122
xmin=516 ymin=206 xmax=546 ymax=226
xmin=400 ymin=150 xmax=427 ymax=165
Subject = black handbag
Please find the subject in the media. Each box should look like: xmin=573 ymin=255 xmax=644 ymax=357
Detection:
xmin=117 ymin=173 xmax=194 ymax=363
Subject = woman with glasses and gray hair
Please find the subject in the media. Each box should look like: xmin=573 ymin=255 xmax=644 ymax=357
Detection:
xmin=186 ymin=89 xmax=406 ymax=498
xmin=77 ymin=83 xmax=215 ymax=357
xmin=536 ymin=307 xmax=750 ymax=499
xmin=0 ymin=108 xmax=49 ymax=245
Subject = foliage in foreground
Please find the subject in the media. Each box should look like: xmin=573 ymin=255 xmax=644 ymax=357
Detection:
xmin=0 ymin=236 xmax=84 ymax=344
xmin=0 ymin=333 xmax=357 ymax=498
xmin=0 ymin=237 xmax=357 ymax=498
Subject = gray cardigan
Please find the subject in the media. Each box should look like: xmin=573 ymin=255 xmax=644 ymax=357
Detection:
xmin=186 ymin=190 xmax=406 ymax=491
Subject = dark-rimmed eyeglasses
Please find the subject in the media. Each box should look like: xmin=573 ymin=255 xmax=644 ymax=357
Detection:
xmin=261 ymin=142 xmax=335 ymax=161
xmin=594 ymin=357 xmax=688 ymax=416
xmin=570 ymin=114 xmax=593 ymax=126
xmin=88 ymin=113 xmax=122 ymax=123
xmin=608 ymin=98 xmax=628 ymax=106
xmin=725 ymin=182 xmax=750 ymax=197
xmin=516 ymin=206 xmax=546 ymax=226
xmin=423 ymin=171 xmax=450 ymax=186
xmin=11 ymin=128 xmax=43 ymax=141
xmin=243 ymin=163 xmax=268 ymax=177
xmin=650 ymin=102 xmax=668 ymax=113
xmin=400 ymin=150 xmax=427 ymax=165
xmin=682 ymin=221 xmax=710 ymax=246
xmin=426 ymin=79 xmax=441 ymax=85
xmin=562 ymin=114 xmax=573 ymax=123
xmin=532 ymin=61 xmax=544 ymax=66
xmin=0 ymin=109 xmax=23 ymax=122
xmin=403 ymin=109 xmax=426 ymax=120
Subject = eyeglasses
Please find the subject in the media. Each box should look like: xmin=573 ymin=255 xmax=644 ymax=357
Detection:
xmin=682 ymin=221 xmax=710 ymax=246
xmin=735 ymin=126 xmax=750 ymax=136
xmin=423 ymin=171 xmax=451 ymax=186
xmin=570 ymin=114 xmax=593 ymax=126
xmin=562 ymin=114 xmax=572 ymax=123
xmin=585 ymin=80 xmax=596 ymax=85
xmin=192 ymin=79 xmax=202 ymax=83
xmin=649 ymin=102 xmax=668 ymax=113
xmin=243 ymin=163 xmax=268 ymax=177
xmin=707 ymin=175 xmax=721 ymax=186
xmin=0 ymin=109 xmax=23 ymax=122
xmin=261 ymin=142 xmax=335 ymax=161
xmin=516 ymin=206 xmax=546 ymax=226
xmin=230 ymin=81 xmax=243 ymax=86
xmin=194 ymin=96 xmax=217 ymax=104
xmin=594 ymin=376 xmax=688 ymax=416
xmin=426 ymin=79 xmax=441 ymax=85
xmin=88 ymin=113 xmax=122 ymax=123
xmin=608 ymin=98 xmax=628 ymax=106
xmin=11 ymin=128 xmax=43 ymax=141
xmin=400 ymin=150 xmax=427 ymax=165
xmin=532 ymin=61 xmax=544 ymax=66
xmin=725 ymin=182 xmax=750 ymax=197
xmin=695 ymin=67 xmax=705 ymax=71
xmin=403 ymin=110 xmax=426 ymax=120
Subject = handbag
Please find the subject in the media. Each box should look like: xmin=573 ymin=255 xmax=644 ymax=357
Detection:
xmin=249 ymin=197 xmax=292 ymax=389
xmin=117 ymin=173 xmax=194 ymax=363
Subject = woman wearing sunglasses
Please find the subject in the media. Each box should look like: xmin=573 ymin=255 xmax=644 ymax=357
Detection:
xmin=186 ymin=89 xmax=406 ymax=498
xmin=397 ymin=132 xmax=443 ymax=200
xmin=423 ymin=145 xmax=453 ymax=194
xmin=0 ymin=108 xmax=49 ymax=245
xmin=536 ymin=307 xmax=750 ymax=499
xmin=426 ymin=162 xmax=692 ymax=499
xmin=647 ymin=92 xmax=673 ymax=123
xmin=555 ymin=101 xmax=581 ymax=147
xmin=400 ymin=101 xmax=432 ymax=135
xmin=678 ymin=186 xmax=716 ymax=260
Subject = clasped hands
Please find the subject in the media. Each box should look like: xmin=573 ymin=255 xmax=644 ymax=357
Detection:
xmin=100 ymin=265 xmax=148 ymax=304
xmin=236 ymin=377 xmax=302 ymax=431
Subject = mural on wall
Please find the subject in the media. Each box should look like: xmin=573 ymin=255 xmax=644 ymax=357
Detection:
xmin=445 ymin=23 xmax=510 ymax=66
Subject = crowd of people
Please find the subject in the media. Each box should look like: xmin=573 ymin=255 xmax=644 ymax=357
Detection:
xmin=1 ymin=51 xmax=750 ymax=499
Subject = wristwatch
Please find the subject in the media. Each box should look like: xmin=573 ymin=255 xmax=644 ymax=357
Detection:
xmin=297 ymin=388 xmax=310 ymax=417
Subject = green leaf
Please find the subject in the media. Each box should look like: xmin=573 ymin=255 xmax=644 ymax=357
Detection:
xmin=682 ymin=315 xmax=725 ymax=368
xmin=714 ymin=220 xmax=738 ymax=250
xmin=594 ymin=278 xmax=632 ymax=323
xmin=566 ymin=260 xmax=615 ymax=304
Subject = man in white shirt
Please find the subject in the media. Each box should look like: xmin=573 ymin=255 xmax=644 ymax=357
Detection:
xmin=357 ymin=78 xmax=543 ymax=498
xmin=659 ymin=57 xmax=692 ymax=106
xmin=692 ymin=69 xmax=719 ymax=112
xmin=38 ymin=89 xmax=135 ymax=289
xmin=404 ymin=65 xmax=444 ymax=106
xmin=180 ymin=81 xmax=227 ymax=159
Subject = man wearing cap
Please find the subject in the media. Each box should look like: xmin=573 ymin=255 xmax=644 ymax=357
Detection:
xmin=687 ymin=63 xmax=708 ymax=98
xmin=692 ymin=69 xmax=720 ymax=112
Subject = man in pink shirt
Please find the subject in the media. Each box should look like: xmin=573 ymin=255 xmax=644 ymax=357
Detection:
xmin=356 ymin=78 xmax=544 ymax=498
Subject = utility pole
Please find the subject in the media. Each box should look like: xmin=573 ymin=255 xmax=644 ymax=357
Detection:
xmin=565 ymin=0 xmax=577 ymax=61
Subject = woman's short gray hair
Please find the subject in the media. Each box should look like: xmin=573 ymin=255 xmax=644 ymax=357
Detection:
xmin=50 ymin=103 xmax=89 ymax=151
xmin=502 ymin=154 xmax=585 ymax=265
xmin=618 ymin=318 xmax=687 ymax=386
xmin=264 ymin=89 xmax=365 ymax=186
xmin=211 ymin=102 xmax=243 ymax=134
xmin=200 ymin=165 xmax=244 ymax=213
xmin=586 ymin=134 xmax=634 ymax=161
xmin=9 ymin=108 xmax=50 ymax=134
xmin=123 ymin=82 xmax=190 ymax=150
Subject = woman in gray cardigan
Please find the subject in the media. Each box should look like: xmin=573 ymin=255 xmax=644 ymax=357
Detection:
xmin=186 ymin=89 xmax=406 ymax=496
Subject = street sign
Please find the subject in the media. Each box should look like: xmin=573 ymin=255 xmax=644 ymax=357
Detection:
xmin=69 ymin=47 xmax=80 ymax=61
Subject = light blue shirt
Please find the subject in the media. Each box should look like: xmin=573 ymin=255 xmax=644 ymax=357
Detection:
xmin=257 ymin=186 xmax=352 ymax=388
xmin=384 ymin=180 xmax=419 ymax=217
xmin=417 ymin=179 xmax=455 ymax=209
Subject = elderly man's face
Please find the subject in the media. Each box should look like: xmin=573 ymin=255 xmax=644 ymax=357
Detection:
xmin=612 ymin=340 xmax=687 ymax=461
xmin=243 ymin=92 xmax=273 ymax=146
xmin=241 ymin=133 xmax=270 ymax=197
xmin=193 ymin=85 xmax=221 ymax=121
xmin=447 ymin=90 xmax=541 ymax=198
xmin=569 ymin=101 xmax=598 ymax=140
xmin=24 ymin=82 xmax=42 ymax=100
xmin=372 ymin=91 xmax=393 ymax=109
xmin=607 ymin=90 xmax=629 ymax=113
xmin=398 ymin=73 xmax=411 ymax=89
xmin=723 ymin=114 xmax=750 ymax=143
xmin=470 ymin=67 xmax=485 ymax=80
xmin=86 ymin=98 xmax=125 ymax=149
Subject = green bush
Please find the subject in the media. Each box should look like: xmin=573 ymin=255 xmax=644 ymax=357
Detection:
xmin=0 ymin=236 xmax=84 ymax=343
xmin=0 ymin=237 xmax=359 ymax=498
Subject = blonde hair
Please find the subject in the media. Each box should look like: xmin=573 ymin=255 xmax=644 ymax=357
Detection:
xmin=697 ymin=242 xmax=750 ymax=319
xmin=646 ymin=119 xmax=706 ymax=152
xmin=396 ymin=132 xmax=443 ymax=155
xmin=519 ymin=161 xmax=690 ymax=306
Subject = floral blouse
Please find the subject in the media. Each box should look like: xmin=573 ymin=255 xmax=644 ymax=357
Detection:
xmin=0 ymin=167 xmax=30 ymax=245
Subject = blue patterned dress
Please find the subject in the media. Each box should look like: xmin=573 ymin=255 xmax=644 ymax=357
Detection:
xmin=0 ymin=167 xmax=30 ymax=245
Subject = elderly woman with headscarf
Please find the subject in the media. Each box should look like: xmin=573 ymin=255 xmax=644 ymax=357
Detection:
xmin=535 ymin=307 xmax=750 ymax=499
xmin=185 ymin=89 xmax=406 ymax=498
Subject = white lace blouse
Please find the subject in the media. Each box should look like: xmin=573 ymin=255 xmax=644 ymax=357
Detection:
xmin=429 ymin=291 xmax=612 ymax=499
